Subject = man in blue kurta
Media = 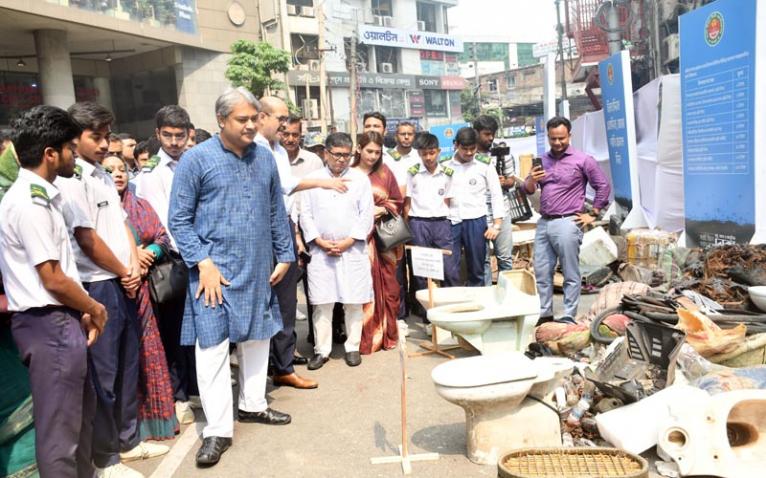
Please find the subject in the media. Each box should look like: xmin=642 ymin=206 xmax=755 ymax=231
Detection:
xmin=168 ymin=87 xmax=295 ymax=468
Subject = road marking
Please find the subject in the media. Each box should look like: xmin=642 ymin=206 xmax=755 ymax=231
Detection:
xmin=150 ymin=422 xmax=205 ymax=478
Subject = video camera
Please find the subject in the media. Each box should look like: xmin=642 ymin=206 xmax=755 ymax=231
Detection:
xmin=489 ymin=143 xmax=511 ymax=177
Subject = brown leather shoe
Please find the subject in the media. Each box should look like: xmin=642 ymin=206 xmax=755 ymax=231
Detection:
xmin=272 ymin=372 xmax=318 ymax=389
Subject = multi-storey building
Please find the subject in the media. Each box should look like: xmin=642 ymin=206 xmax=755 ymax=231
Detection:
xmin=262 ymin=0 xmax=466 ymax=132
xmin=0 ymin=0 xmax=264 ymax=135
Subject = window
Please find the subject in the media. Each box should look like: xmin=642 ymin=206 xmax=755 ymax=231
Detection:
xmin=488 ymin=79 xmax=498 ymax=92
xmin=380 ymin=90 xmax=406 ymax=118
xmin=287 ymin=0 xmax=313 ymax=6
xmin=291 ymin=34 xmax=319 ymax=66
xmin=416 ymin=2 xmax=437 ymax=32
xmin=424 ymin=90 xmax=447 ymax=117
xmin=375 ymin=46 xmax=399 ymax=74
xmin=371 ymin=0 xmax=393 ymax=16
xmin=344 ymin=37 xmax=370 ymax=72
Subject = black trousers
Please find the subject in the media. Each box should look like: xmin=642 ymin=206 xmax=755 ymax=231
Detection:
xmin=270 ymin=219 xmax=299 ymax=376
xmin=12 ymin=306 xmax=96 ymax=478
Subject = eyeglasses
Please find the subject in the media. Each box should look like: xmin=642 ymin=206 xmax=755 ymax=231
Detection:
xmin=327 ymin=151 xmax=352 ymax=160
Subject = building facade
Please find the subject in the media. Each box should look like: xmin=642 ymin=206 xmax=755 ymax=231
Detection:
xmin=262 ymin=0 xmax=466 ymax=132
xmin=0 ymin=0 xmax=261 ymax=135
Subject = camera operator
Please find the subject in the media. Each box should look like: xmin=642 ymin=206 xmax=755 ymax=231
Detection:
xmin=473 ymin=116 xmax=517 ymax=285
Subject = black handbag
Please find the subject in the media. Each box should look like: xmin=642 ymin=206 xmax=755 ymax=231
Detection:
xmin=148 ymin=249 xmax=189 ymax=304
xmin=374 ymin=212 xmax=413 ymax=252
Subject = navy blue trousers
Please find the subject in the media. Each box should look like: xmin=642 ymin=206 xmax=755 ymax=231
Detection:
xmin=84 ymin=279 xmax=140 ymax=467
xmin=447 ymin=217 xmax=488 ymax=287
xmin=409 ymin=217 xmax=454 ymax=290
xmin=12 ymin=306 xmax=96 ymax=478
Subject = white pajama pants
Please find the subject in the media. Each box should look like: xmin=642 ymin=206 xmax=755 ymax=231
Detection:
xmin=195 ymin=338 xmax=270 ymax=438
xmin=313 ymin=303 xmax=363 ymax=357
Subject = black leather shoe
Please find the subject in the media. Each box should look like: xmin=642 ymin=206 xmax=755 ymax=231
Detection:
xmin=307 ymin=354 xmax=329 ymax=370
xmin=238 ymin=408 xmax=291 ymax=425
xmin=535 ymin=315 xmax=554 ymax=327
xmin=292 ymin=355 xmax=309 ymax=366
xmin=196 ymin=436 xmax=232 ymax=467
xmin=345 ymin=351 xmax=362 ymax=367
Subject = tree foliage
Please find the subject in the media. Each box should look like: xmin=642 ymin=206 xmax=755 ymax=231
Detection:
xmin=460 ymin=87 xmax=480 ymax=123
xmin=225 ymin=40 xmax=292 ymax=98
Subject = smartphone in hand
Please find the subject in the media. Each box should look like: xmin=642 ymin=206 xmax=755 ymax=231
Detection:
xmin=532 ymin=157 xmax=544 ymax=170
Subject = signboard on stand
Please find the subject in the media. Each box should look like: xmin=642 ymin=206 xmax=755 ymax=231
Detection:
xmin=680 ymin=0 xmax=764 ymax=246
xmin=410 ymin=247 xmax=444 ymax=281
xmin=599 ymin=50 xmax=645 ymax=229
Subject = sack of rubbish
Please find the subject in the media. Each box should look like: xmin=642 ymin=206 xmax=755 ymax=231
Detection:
xmin=676 ymin=343 xmax=766 ymax=394
xmin=584 ymin=281 xmax=651 ymax=324
xmin=535 ymin=322 xmax=591 ymax=356
xmin=676 ymin=308 xmax=747 ymax=360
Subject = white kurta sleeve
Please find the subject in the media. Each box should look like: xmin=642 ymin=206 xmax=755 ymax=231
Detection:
xmin=299 ymin=189 xmax=320 ymax=244
xmin=350 ymin=178 xmax=374 ymax=241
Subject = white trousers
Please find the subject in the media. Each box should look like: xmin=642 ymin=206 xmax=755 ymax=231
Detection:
xmin=313 ymin=303 xmax=363 ymax=357
xmin=195 ymin=338 xmax=269 ymax=438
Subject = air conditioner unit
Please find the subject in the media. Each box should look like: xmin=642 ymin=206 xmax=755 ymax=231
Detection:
xmin=380 ymin=62 xmax=393 ymax=74
xmin=373 ymin=15 xmax=385 ymax=26
xmin=301 ymin=6 xmax=315 ymax=17
xmin=663 ymin=33 xmax=680 ymax=64
xmin=382 ymin=16 xmax=393 ymax=27
xmin=302 ymin=99 xmax=319 ymax=119
xmin=294 ymin=64 xmax=308 ymax=71
xmin=286 ymin=4 xmax=297 ymax=15
xmin=308 ymin=59 xmax=321 ymax=71
xmin=417 ymin=21 xmax=426 ymax=31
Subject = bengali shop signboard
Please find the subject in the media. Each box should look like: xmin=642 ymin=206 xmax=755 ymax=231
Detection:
xmin=680 ymin=0 xmax=765 ymax=246
xmin=359 ymin=25 xmax=463 ymax=53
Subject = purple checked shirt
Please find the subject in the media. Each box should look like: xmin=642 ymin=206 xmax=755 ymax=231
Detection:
xmin=525 ymin=146 xmax=611 ymax=216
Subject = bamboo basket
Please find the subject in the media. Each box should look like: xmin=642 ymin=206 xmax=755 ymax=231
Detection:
xmin=498 ymin=447 xmax=648 ymax=478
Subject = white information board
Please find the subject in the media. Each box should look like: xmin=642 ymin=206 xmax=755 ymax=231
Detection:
xmin=410 ymin=247 xmax=444 ymax=281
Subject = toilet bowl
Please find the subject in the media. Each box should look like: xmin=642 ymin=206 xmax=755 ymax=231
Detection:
xmin=421 ymin=270 xmax=540 ymax=355
xmin=431 ymin=352 xmax=573 ymax=465
xmin=658 ymin=389 xmax=766 ymax=478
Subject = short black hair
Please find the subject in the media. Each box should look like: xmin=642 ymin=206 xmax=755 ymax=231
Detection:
xmin=155 ymin=105 xmax=191 ymax=130
xmin=473 ymin=115 xmax=499 ymax=134
xmin=194 ymin=128 xmax=212 ymax=143
xmin=117 ymin=132 xmax=135 ymax=141
xmin=68 ymin=101 xmax=114 ymax=131
xmin=109 ymin=132 xmax=122 ymax=142
xmin=325 ymin=132 xmax=353 ymax=150
xmin=363 ymin=111 xmax=387 ymax=129
xmin=286 ymin=114 xmax=303 ymax=127
xmin=454 ymin=127 xmax=478 ymax=147
xmin=414 ymin=132 xmax=439 ymax=150
xmin=11 ymin=105 xmax=82 ymax=168
xmin=546 ymin=116 xmax=571 ymax=133
xmin=135 ymin=137 xmax=161 ymax=158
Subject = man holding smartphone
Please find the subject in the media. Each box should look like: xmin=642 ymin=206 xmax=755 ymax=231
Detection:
xmin=524 ymin=116 xmax=610 ymax=324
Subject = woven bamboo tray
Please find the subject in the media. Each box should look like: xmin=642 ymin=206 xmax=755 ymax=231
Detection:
xmin=498 ymin=447 xmax=648 ymax=478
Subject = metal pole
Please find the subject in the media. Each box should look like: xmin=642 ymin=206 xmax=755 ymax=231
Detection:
xmin=555 ymin=0 xmax=567 ymax=102
xmin=318 ymin=1 xmax=328 ymax=134
xmin=607 ymin=0 xmax=622 ymax=55
xmin=349 ymin=26 xmax=358 ymax=140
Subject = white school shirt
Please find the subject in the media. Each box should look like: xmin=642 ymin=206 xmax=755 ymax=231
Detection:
xmin=134 ymin=148 xmax=178 ymax=249
xmin=0 ymin=169 xmax=84 ymax=311
xmin=443 ymin=153 xmax=505 ymax=225
xmin=56 ymin=158 xmax=132 ymax=282
xmin=405 ymin=163 xmax=454 ymax=218
xmin=383 ymin=148 xmax=420 ymax=188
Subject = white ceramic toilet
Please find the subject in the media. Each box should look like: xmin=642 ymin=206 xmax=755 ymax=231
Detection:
xmin=420 ymin=270 xmax=540 ymax=355
xmin=431 ymin=352 xmax=573 ymax=465
xmin=658 ymin=389 xmax=766 ymax=478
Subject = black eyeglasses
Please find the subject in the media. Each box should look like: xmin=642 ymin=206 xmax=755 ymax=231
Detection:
xmin=327 ymin=151 xmax=352 ymax=160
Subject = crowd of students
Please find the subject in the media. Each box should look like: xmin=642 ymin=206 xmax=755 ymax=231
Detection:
xmin=0 ymin=84 xmax=608 ymax=476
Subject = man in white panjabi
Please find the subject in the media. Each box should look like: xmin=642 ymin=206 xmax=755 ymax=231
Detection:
xmin=299 ymin=133 xmax=374 ymax=369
